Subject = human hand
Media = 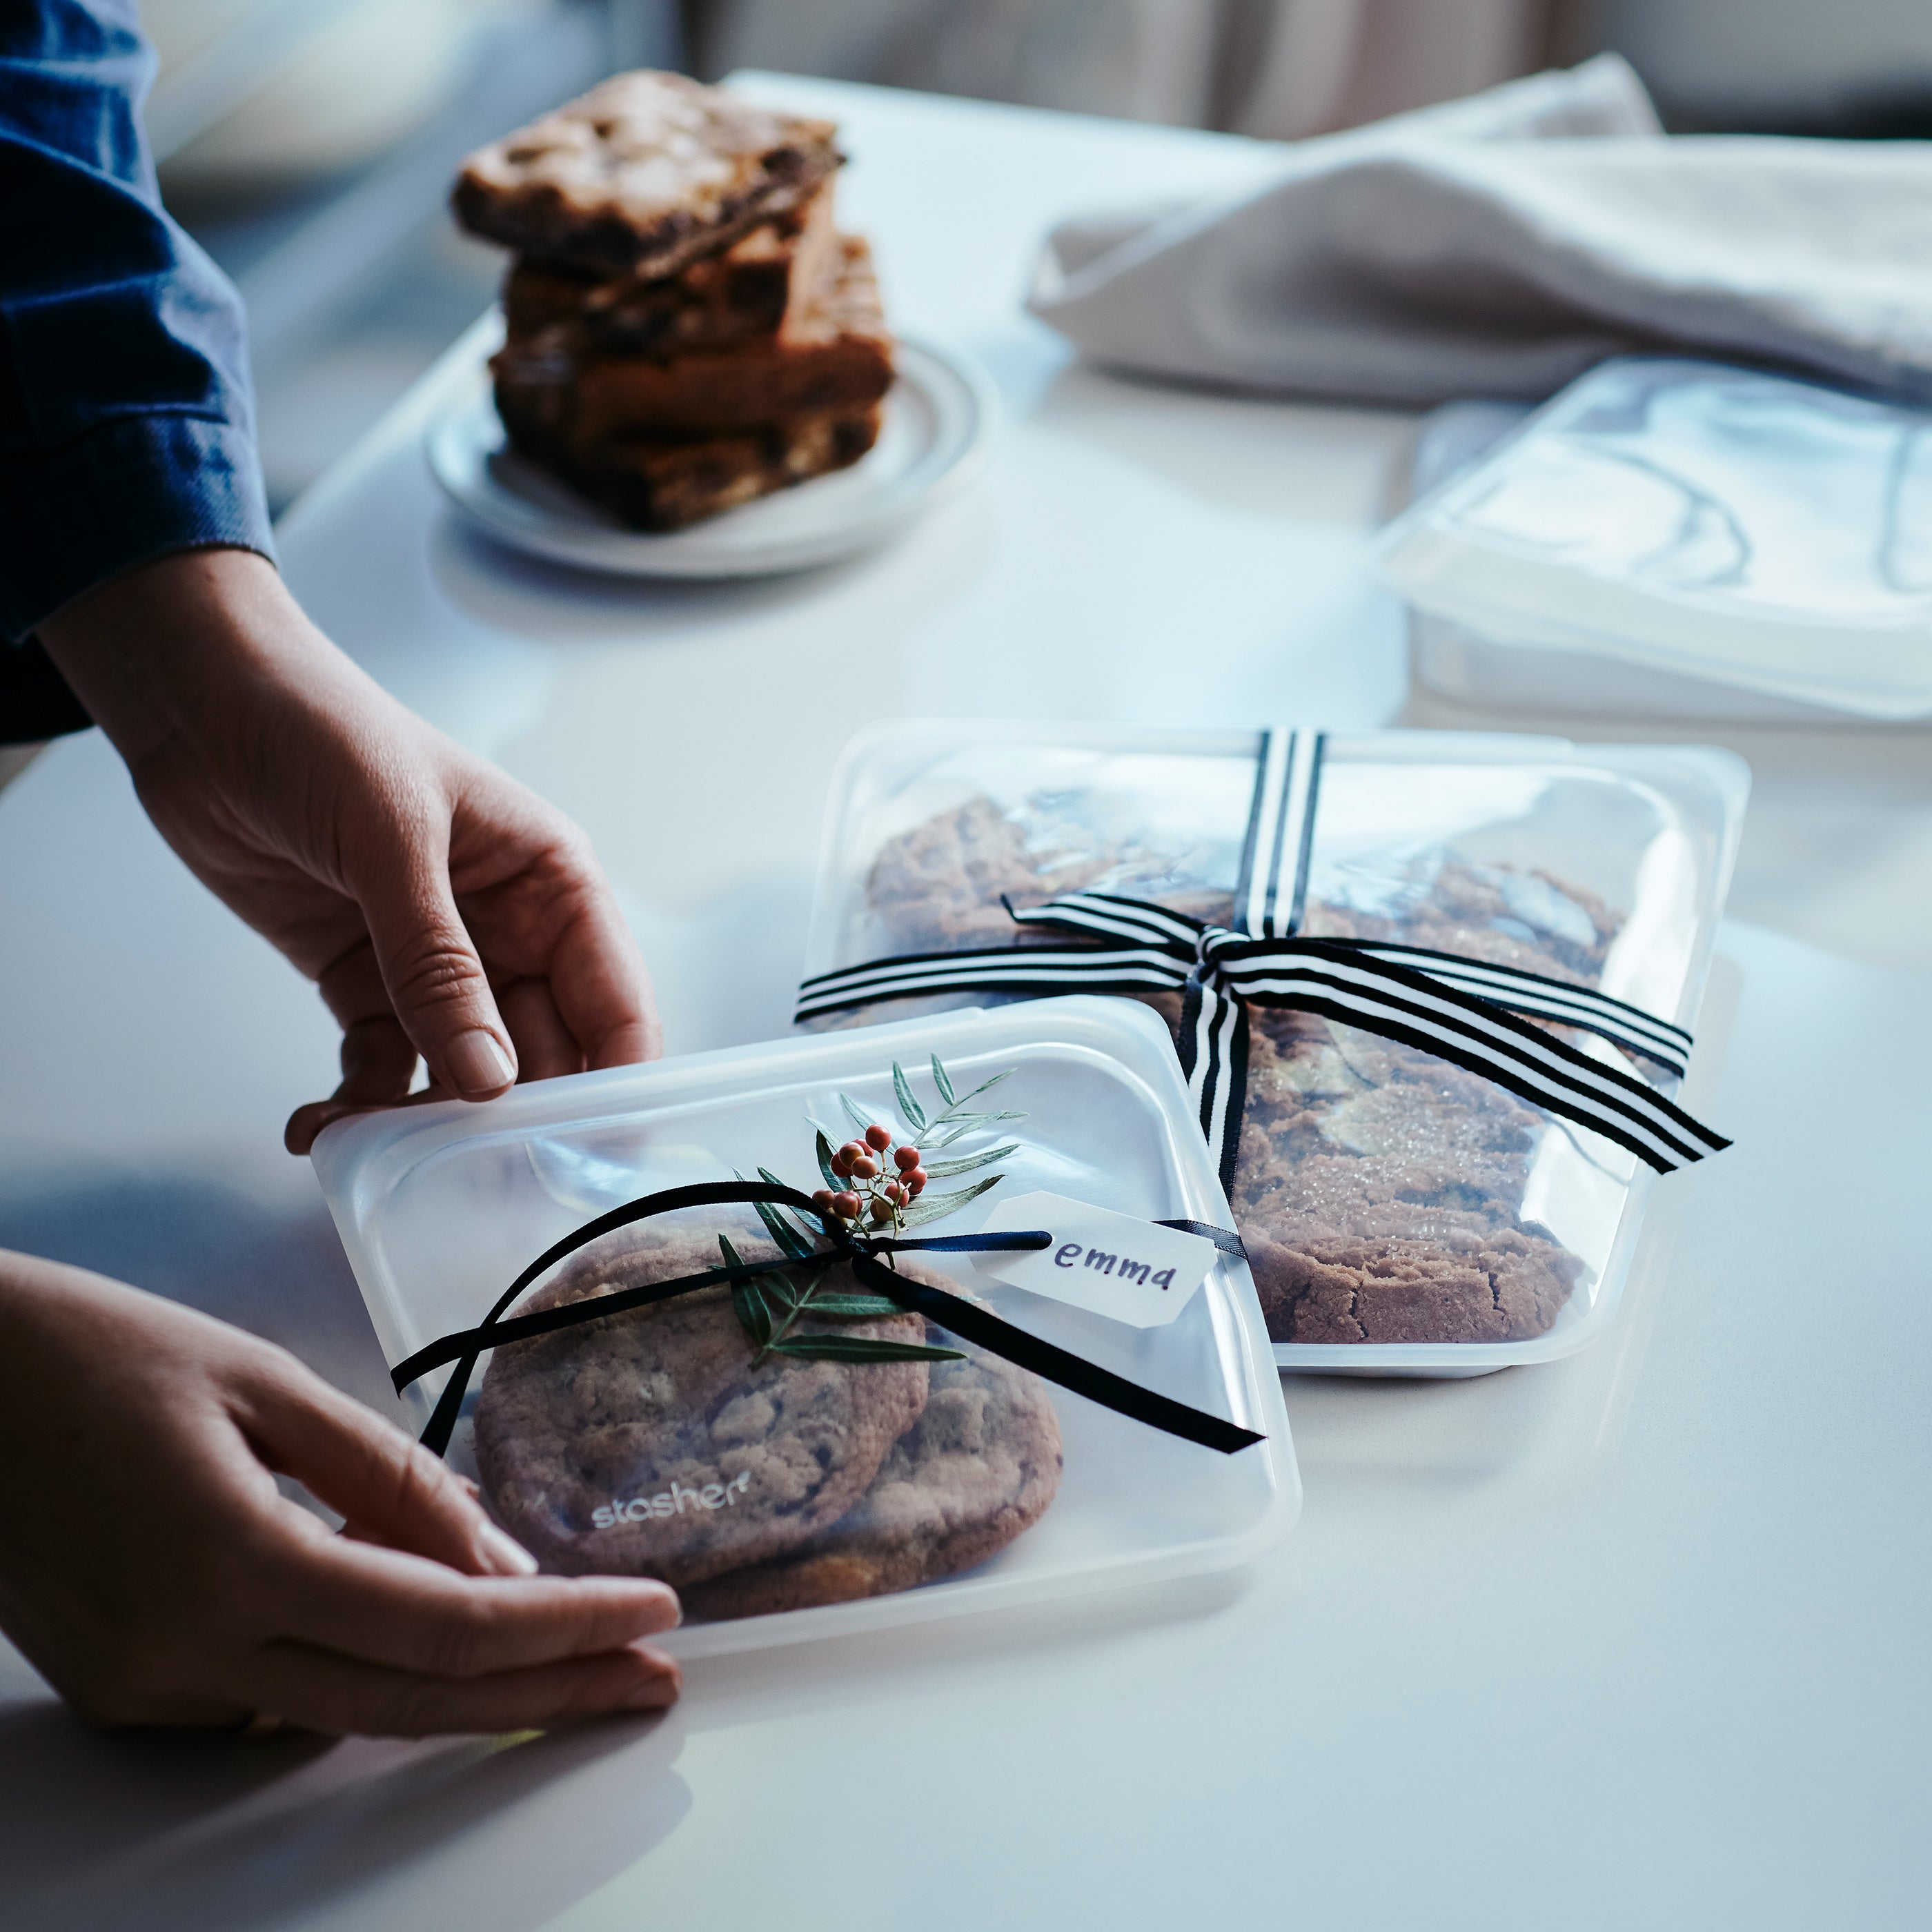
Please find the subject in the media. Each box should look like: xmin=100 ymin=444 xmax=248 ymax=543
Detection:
xmin=39 ymin=548 xmax=658 ymax=1152
xmin=0 ymin=1251 xmax=682 ymax=1735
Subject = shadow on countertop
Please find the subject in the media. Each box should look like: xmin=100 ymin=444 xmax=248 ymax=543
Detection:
xmin=0 ymin=1691 xmax=689 ymax=1932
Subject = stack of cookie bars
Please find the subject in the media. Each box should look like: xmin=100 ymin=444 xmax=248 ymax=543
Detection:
xmin=455 ymin=71 xmax=896 ymax=531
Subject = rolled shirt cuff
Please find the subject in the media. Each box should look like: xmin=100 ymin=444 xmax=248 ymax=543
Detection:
xmin=0 ymin=408 xmax=276 ymax=645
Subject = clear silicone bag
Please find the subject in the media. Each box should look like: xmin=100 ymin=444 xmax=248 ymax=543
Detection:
xmin=800 ymin=720 xmax=1748 ymax=1376
xmin=1377 ymin=357 xmax=1932 ymax=721
xmin=310 ymin=998 xmax=1297 ymax=1655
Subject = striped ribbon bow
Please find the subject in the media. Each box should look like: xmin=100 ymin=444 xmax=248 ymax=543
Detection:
xmin=796 ymin=731 xmax=1728 ymax=1189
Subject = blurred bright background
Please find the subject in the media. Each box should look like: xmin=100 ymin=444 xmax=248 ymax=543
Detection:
xmin=144 ymin=0 xmax=1932 ymax=511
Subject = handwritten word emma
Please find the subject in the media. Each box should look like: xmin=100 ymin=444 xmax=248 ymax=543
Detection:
xmin=1054 ymin=1243 xmax=1179 ymax=1292
xmin=591 ymin=1468 xmax=753 ymax=1529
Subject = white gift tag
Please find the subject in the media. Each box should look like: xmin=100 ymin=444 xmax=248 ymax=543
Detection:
xmin=971 ymin=1192 xmax=1218 ymax=1328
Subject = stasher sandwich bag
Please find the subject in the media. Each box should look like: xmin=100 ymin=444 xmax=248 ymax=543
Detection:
xmin=795 ymin=720 xmax=1747 ymax=1377
xmin=311 ymin=999 xmax=1297 ymax=1657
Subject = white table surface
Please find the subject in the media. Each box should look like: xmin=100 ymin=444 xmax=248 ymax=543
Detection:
xmin=4 ymin=74 xmax=1929 ymax=1932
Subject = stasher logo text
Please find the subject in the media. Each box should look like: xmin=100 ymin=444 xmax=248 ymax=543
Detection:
xmin=592 ymin=1468 xmax=753 ymax=1528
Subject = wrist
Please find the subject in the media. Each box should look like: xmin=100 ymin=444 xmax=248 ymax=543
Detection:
xmin=37 ymin=548 xmax=380 ymax=771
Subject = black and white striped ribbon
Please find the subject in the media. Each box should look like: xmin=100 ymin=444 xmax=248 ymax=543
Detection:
xmin=795 ymin=730 xmax=1726 ymax=1186
xmin=1239 ymin=725 xmax=1323 ymax=938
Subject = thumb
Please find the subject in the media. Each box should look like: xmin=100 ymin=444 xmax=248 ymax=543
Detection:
xmin=358 ymin=836 xmax=518 ymax=1101
xmin=240 ymin=1361 xmax=535 ymax=1577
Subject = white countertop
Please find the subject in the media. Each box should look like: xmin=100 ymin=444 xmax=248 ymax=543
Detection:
xmin=3 ymin=74 xmax=1929 ymax=1932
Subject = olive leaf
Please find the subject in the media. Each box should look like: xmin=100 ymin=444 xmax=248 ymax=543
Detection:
xmin=946 ymin=1069 xmax=1016 ymax=1110
xmin=896 ymin=1173 xmax=1003 ymax=1230
xmin=813 ymin=1127 xmax=841 ymax=1192
xmin=769 ymin=1335 xmax=964 ymax=1364
xmin=920 ymin=1142 xmax=1017 ymax=1179
xmin=756 ymin=1166 xmax=824 ymax=1248
xmin=891 ymin=1061 xmax=928 ymax=1134
xmin=800 ymin=1292 xmax=909 ymax=1318
xmin=838 ymin=1091 xmax=875 ymax=1136
xmin=925 ymin=1111 xmax=1025 ymax=1151
xmin=930 ymin=1053 xmax=956 ymax=1107
xmin=719 ymin=1234 xmax=776 ymax=1348
xmin=738 ymin=1168 xmax=817 ymax=1261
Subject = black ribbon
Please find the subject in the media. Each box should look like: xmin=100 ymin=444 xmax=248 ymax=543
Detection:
xmin=393 ymin=1179 xmax=1264 ymax=1459
xmin=794 ymin=729 xmax=1728 ymax=1191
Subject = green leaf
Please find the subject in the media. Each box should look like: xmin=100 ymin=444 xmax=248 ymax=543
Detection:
xmin=720 ymin=1232 xmax=793 ymax=1294
xmin=813 ymin=1128 xmax=840 ymax=1192
xmin=721 ymin=1231 xmax=807 ymax=1308
xmin=838 ymin=1091 xmax=874 ymax=1136
xmin=739 ymin=1169 xmax=816 ymax=1261
xmin=925 ymin=1111 xmax=1028 ymax=1151
xmin=950 ymin=1069 xmax=1016 ymax=1110
xmin=732 ymin=1278 xmax=773 ymax=1347
xmin=784 ymin=1261 xmax=837 ymax=1310
xmin=769 ymin=1336 xmax=965 ymax=1364
xmin=798 ymin=1292 xmax=907 ymax=1318
xmin=757 ymin=1167 xmax=824 ymax=1250
xmin=896 ymin=1173 xmax=1003 ymax=1230
xmin=891 ymin=1061 xmax=927 ymax=1134
xmin=930 ymin=1053 xmax=956 ymax=1107
xmin=920 ymin=1142 xmax=1018 ymax=1179
xmin=776 ymin=1260 xmax=836 ymax=1316
xmin=720 ymin=1236 xmax=773 ymax=1347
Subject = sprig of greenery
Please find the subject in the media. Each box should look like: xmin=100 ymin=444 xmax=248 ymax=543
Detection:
xmin=718 ymin=1233 xmax=960 ymax=1367
xmin=718 ymin=1050 xmax=1025 ymax=1367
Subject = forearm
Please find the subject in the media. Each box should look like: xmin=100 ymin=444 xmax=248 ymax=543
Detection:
xmin=0 ymin=0 xmax=273 ymax=651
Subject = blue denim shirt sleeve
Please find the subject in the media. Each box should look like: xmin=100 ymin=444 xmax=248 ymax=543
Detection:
xmin=1 ymin=0 xmax=275 ymax=733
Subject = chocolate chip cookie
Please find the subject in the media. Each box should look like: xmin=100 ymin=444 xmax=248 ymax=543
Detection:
xmin=683 ymin=1335 xmax=1063 ymax=1619
xmin=473 ymin=1224 xmax=933 ymax=1584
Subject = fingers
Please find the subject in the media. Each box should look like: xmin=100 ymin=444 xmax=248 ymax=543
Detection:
xmin=248 ymin=1636 xmax=680 ymax=1738
xmin=288 ymin=771 xmax=652 ymax=1156
xmin=544 ymin=883 xmax=662 ymax=1070
xmin=272 ymin=1535 xmax=680 ymax=1677
xmin=497 ymin=977 xmax=586 ymax=1083
xmin=237 ymin=1363 xmax=527 ymax=1578
xmin=355 ymin=817 xmax=518 ymax=1103
xmin=285 ymin=996 xmax=422 ymax=1152
xmin=231 ymin=1355 xmax=684 ymax=1739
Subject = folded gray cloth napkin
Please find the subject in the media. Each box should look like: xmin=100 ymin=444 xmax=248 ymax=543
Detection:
xmin=1027 ymin=55 xmax=1932 ymax=407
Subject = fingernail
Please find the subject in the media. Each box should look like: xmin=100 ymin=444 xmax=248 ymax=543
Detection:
xmin=447 ymin=1029 xmax=515 ymax=1097
xmin=476 ymin=1521 xmax=538 ymax=1575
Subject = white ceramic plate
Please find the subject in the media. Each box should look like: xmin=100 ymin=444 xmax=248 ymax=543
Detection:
xmin=424 ymin=331 xmax=992 ymax=578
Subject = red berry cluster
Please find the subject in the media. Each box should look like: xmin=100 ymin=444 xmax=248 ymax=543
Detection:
xmin=813 ymin=1122 xmax=929 ymax=1230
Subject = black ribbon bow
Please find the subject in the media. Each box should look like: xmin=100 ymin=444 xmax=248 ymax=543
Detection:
xmin=795 ymin=730 xmax=1729 ymax=1192
xmin=393 ymin=1179 xmax=1265 ymax=1459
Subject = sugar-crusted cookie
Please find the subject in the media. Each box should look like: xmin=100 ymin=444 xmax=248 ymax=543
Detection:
xmin=843 ymin=796 xmax=1625 ymax=1347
